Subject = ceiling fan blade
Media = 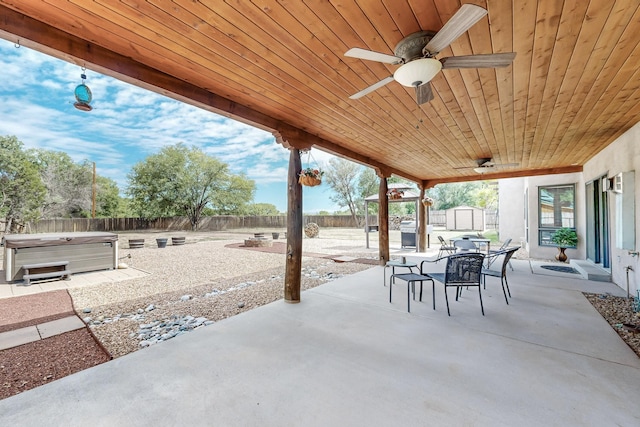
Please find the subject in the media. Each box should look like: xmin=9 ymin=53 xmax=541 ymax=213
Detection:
xmin=440 ymin=52 xmax=517 ymax=69
xmin=424 ymin=4 xmax=488 ymax=54
xmin=345 ymin=48 xmax=402 ymax=64
xmin=349 ymin=76 xmax=395 ymax=99
xmin=415 ymin=82 xmax=434 ymax=104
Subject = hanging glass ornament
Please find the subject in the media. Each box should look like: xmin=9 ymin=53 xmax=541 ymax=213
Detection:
xmin=74 ymin=67 xmax=93 ymax=111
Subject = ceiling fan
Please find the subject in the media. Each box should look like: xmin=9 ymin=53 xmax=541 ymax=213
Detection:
xmin=344 ymin=4 xmax=516 ymax=104
xmin=455 ymin=158 xmax=520 ymax=174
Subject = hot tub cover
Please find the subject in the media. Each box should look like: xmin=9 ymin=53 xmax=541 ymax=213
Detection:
xmin=2 ymin=232 xmax=118 ymax=249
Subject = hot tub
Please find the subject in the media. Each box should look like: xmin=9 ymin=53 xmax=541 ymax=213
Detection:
xmin=2 ymin=232 xmax=118 ymax=282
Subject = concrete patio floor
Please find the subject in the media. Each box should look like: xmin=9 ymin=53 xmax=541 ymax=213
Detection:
xmin=1 ymin=258 xmax=639 ymax=426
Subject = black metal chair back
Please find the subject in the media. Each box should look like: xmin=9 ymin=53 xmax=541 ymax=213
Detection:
xmin=430 ymin=253 xmax=485 ymax=315
xmin=444 ymin=253 xmax=484 ymax=285
xmin=498 ymin=247 xmax=518 ymax=277
xmin=482 ymin=247 xmax=519 ymax=304
xmin=487 ymin=238 xmax=515 ymax=270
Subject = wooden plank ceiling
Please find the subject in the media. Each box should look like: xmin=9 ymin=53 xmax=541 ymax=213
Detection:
xmin=1 ymin=0 xmax=640 ymax=186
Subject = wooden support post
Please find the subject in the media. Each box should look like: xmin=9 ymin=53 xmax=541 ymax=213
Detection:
xmin=378 ymin=175 xmax=390 ymax=265
xmin=284 ymin=148 xmax=303 ymax=303
xmin=419 ymin=186 xmax=427 ymax=252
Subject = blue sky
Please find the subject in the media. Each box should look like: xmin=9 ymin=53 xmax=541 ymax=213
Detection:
xmin=0 ymin=38 xmax=342 ymax=213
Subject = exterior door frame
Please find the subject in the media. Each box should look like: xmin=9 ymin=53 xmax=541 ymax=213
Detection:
xmin=586 ymin=177 xmax=610 ymax=268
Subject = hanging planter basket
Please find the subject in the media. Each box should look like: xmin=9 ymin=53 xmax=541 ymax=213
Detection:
xmin=298 ymin=150 xmax=324 ymax=187
xmin=387 ymin=189 xmax=404 ymax=200
xmin=422 ymin=197 xmax=434 ymax=206
xmin=299 ymin=174 xmax=322 ymax=187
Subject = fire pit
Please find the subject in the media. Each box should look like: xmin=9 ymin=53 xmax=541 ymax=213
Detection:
xmin=244 ymin=232 xmax=272 ymax=248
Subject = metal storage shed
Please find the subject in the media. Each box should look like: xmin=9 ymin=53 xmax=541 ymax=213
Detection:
xmin=445 ymin=206 xmax=485 ymax=231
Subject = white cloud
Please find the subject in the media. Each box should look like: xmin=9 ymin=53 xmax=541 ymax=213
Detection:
xmin=0 ymin=38 xmax=345 ymax=210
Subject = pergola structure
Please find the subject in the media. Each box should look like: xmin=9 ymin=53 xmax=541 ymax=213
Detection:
xmin=363 ymin=184 xmax=425 ymax=253
xmin=1 ymin=1 xmax=639 ymax=302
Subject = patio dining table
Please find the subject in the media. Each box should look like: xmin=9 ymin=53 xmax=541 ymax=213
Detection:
xmin=450 ymin=237 xmax=491 ymax=253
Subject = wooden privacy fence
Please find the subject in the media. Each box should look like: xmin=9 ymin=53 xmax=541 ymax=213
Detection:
xmin=23 ymin=211 xmax=496 ymax=234
xmin=26 ymin=215 xmax=368 ymax=233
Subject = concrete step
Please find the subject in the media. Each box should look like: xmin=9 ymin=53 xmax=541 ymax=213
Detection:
xmin=570 ymin=259 xmax=611 ymax=282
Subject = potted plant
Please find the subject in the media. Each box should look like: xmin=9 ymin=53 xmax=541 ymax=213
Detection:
xmin=551 ymin=228 xmax=577 ymax=262
xmin=387 ymin=188 xmax=404 ymax=200
xmin=298 ymin=167 xmax=323 ymax=186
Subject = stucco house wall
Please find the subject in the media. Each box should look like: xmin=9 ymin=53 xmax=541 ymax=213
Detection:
xmin=499 ymin=121 xmax=640 ymax=296
xmin=582 ymin=121 xmax=640 ymax=296
xmin=524 ymin=173 xmax=586 ymax=261
xmin=499 ymin=173 xmax=585 ymax=259
xmin=498 ymin=178 xmax=525 ymax=246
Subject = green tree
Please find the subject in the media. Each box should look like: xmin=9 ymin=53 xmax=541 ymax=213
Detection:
xmin=357 ymin=168 xmax=379 ymax=215
xmin=246 ymin=203 xmax=280 ymax=216
xmin=96 ymin=176 xmax=122 ymax=217
xmin=29 ymin=149 xmax=93 ymax=218
xmin=428 ymin=182 xmax=483 ymax=210
xmin=323 ymin=157 xmax=362 ymax=227
xmin=0 ymin=136 xmax=46 ymax=229
xmin=127 ymin=143 xmax=253 ymax=229
xmin=470 ymin=181 xmax=498 ymax=210
xmin=211 ymin=173 xmax=255 ymax=215
xmin=115 ymin=197 xmax=136 ymax=218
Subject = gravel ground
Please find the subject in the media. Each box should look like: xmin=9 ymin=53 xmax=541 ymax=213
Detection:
xmin=83 ymin=257 xmax=371 ymax=357
xmin=584 ymin=293 xmax=640 ymax=358
xmin=68 ymin=230 xmax=378 ymax=358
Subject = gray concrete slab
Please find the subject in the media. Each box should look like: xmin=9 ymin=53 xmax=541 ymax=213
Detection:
xmin=0 ymin=326 xmax=40 ymax=351
xmin=1 ymin=264 xmax=639 ymax=426
xmin=0 ymin=267 xmax=148 ymax=298
xmin=36 ymin=316 xmax=85 ymax=339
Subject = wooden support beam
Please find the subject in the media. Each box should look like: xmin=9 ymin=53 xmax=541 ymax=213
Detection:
xmin=424 ymin=166 xmax=583 ymax=187
xmin=284 ymin=148 xmax=303 ymax=303
xmin=377 ymin=176 xmax=390 ymax=266
xmin=418 ymin=187 xmax=427 ymax=252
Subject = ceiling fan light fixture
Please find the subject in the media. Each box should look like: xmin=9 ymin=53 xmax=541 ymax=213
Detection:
xmin=393 ymin=58 xmax=442 ymax=87
xmin=473 ymin=167 xmax=488 ymax=174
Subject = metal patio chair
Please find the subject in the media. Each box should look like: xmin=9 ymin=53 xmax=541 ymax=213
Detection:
xmin=481 ymin=247 xmax=519 ymax=305
xmin=454 ymin=239 xmax=479 ymax=253
xmin=429 ymin=253 xmax=486 ymax=316
xmin=486 ymin=238 xmax=514 ymax=270
xmin=437 ymin=235 xmax=456 ymax=258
